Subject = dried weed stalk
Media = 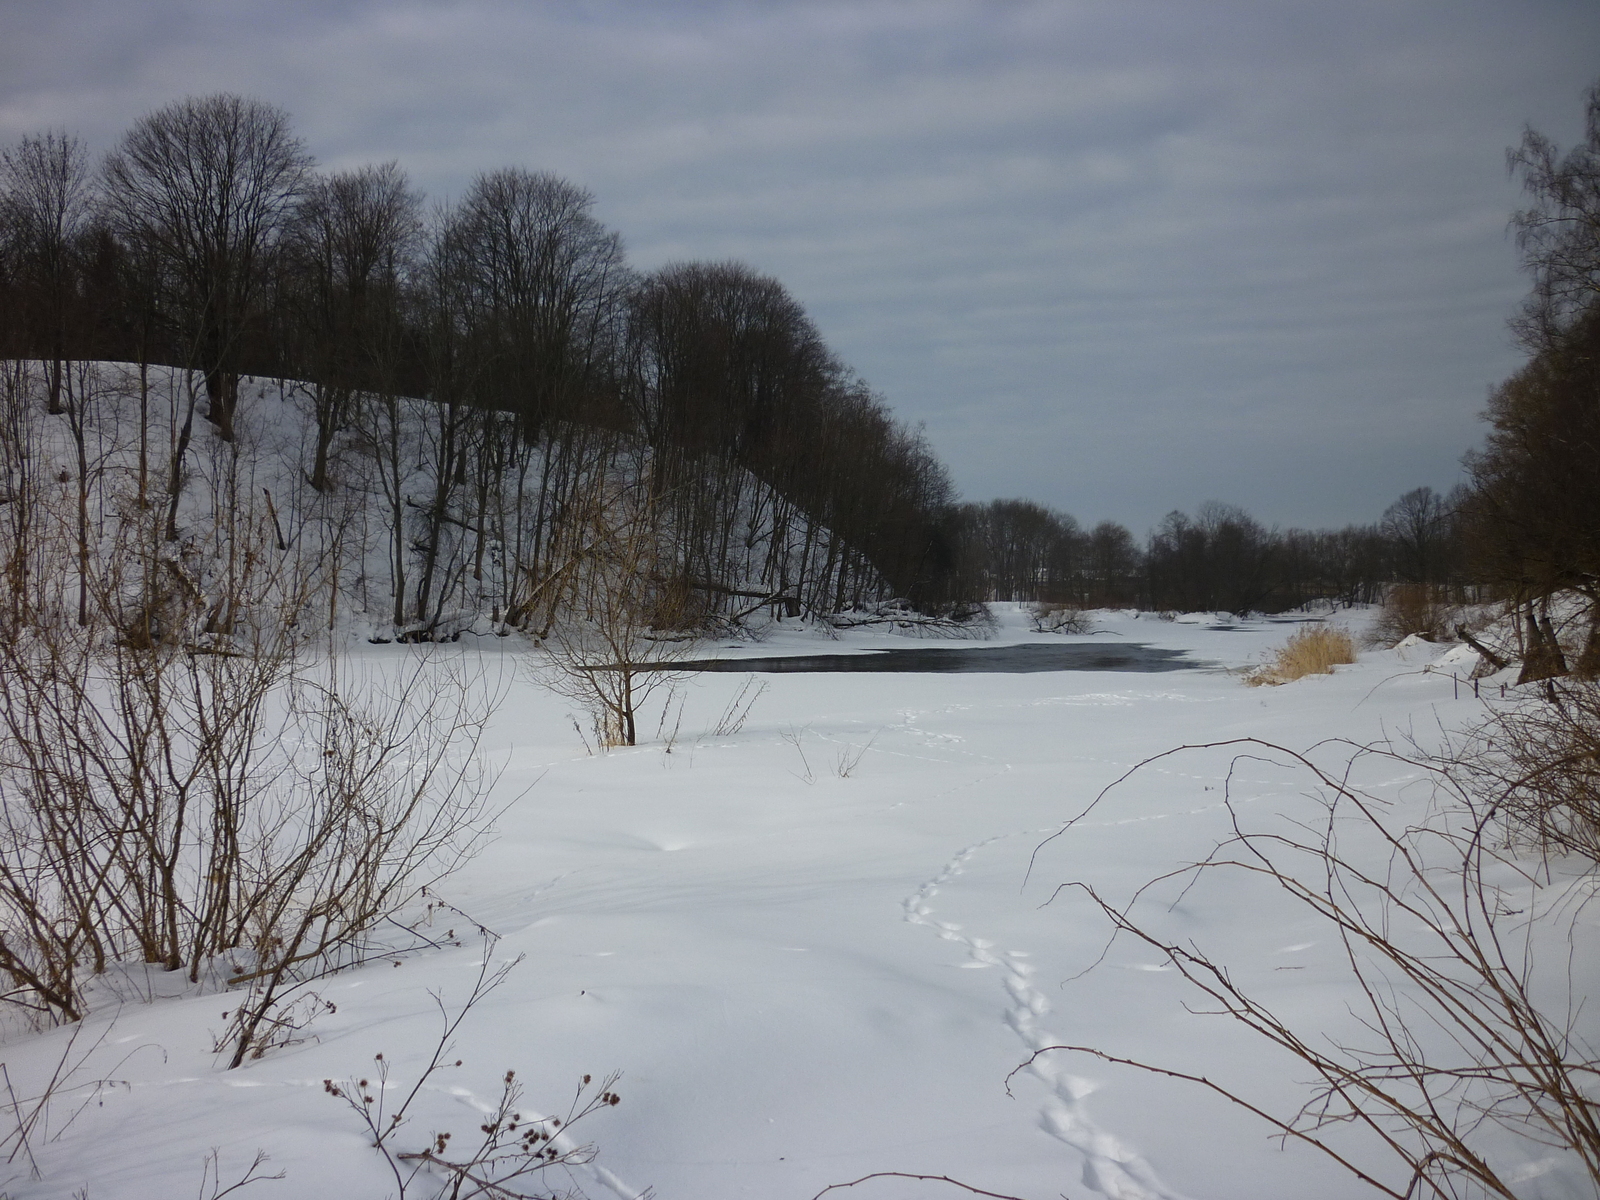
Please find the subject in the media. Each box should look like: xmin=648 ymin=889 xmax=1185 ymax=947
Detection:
xmin=325 ymin=939 xmax=638 ymax=1200
xmin=1027 ymin=737 xmax=1600 ymax=1200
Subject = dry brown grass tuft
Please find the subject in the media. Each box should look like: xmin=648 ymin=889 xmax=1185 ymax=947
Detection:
xmin=1247 ymin=625 xmax=1357 ymax=686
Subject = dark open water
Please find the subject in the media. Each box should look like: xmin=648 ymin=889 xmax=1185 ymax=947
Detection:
xmin=670 ymin=642 xmax=1214 ymax=674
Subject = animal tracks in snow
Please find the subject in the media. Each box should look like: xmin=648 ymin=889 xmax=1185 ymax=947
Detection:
xmin=902 ymin=837 xmax=1195 ymax=1200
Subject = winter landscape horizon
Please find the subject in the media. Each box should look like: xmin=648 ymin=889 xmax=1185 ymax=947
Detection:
xmin=3 ymin=6 xmax=1600 ymax=1199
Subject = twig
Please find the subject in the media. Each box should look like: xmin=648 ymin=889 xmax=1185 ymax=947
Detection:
xmin=813 ymin=1172 xmax=1039 ymax=1199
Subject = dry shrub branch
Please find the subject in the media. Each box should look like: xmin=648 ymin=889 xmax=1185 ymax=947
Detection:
xmin=0 ymin=464 xmax=500 ymax=1058
xmin=535 ymin=474 xmax=701 ymax=749
xmin=1455 ymin=679 xmax=1600 ymax=864
xmin=1370 ymin=583 xmax=1463 ymax=648
xmin=1030 ymin=736 xmax=1600 ymax=1199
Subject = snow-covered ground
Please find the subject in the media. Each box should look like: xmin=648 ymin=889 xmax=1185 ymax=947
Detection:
xmin=0 ymin=604 xmax=1584 ymax=1200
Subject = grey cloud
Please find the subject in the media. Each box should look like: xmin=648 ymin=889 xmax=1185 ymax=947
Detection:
xmin=3 ymin=0 xmax=1597 ymax=530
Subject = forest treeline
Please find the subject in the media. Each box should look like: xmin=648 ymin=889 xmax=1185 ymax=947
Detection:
xmin=3 ymin=91 xmax=1588 ymax=638
xmin=0 ymin=95 xmax=969 ymax=637
xmin=959 ymin=485 xmax=1469 ymax=615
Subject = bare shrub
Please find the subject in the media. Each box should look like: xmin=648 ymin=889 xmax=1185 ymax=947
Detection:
xmin=1371 ymin=583 xmax=1459 ymax=647
xmin=0 ymin=620 xmax=496 ymax=1050
xmin=1456 ymin=679 xmax=1600 ymax=863
xmin=833 ymin=733 xmax=877 ymax=779
xmin=194 ymin=1149 xmax=283 ymax=1199
xmin=211 ymin=655 xmax=499 ymax=1068
xmin=1246 ymin=624 xmax=1356 ymax=686
xmin=0 ymin=378 xmax=501 ymax=1043
xmin=1030 ymin=737 xmax=1600 ymax=1199
xmin=535 ymin=477 xmax=702 ymax=748
xmin=0 ymin=469 xmax=496 ymax=1042
xmin=1028 ymin=603 xmax=1090 ymax=634
xmin=779 ymin=726 xmax=816 ymax=785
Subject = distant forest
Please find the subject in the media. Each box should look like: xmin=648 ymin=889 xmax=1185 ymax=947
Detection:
xmin=959 ymin=486 xmax=1466 ymax=614
xmin=0 ymin=94 xmax=1544 ymax=633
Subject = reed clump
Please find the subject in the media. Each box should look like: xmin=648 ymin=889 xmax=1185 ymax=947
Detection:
xmin=1247 ymin=625 xmax=1356 ymax=686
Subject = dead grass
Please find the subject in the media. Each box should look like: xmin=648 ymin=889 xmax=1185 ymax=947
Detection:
xmin=1247 ymin=625 xmax=1357 ymax=686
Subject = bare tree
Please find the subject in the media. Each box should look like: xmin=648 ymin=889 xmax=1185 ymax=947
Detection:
xmin=0 ymin=132 xmax=94 ymax=415
xmin=0 ymin=361 xmax=46 ymax=630
xmin=290 ymin=162 xmax=422 ymax=493
xmin=1085 ymin=520 xmax=1141 ymax=607
xmin=453 ymin=169 xmax=629 ymax=432
xmin=1509 ymin=79 xmax=1600 ymax=351
xmin=103 ymin=94 xmax=312 ymax=444
xmin=536 ymin=472 xmax=701 ymax=748
xmin=1381 ymin=486 xmax=1455 ymax=587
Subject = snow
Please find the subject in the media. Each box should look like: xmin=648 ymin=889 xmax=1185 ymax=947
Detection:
xmin=0 ymin=603 xmax=1588 ymax=1200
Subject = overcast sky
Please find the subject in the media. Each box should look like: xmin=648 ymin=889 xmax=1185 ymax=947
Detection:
xmin=3 ymin=0 xmax=1597 ymax=532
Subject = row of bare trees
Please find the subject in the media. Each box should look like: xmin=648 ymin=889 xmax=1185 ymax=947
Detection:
xmin=956 ymin=486 xmax=1470 ymax=617
xmin=0 ymin=95 xmax=978 ymax=636
xmin=1458 ymin=82 xmax=1600 ymax=678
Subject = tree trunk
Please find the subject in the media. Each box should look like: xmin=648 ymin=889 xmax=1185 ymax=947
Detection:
xmin=1517 ymin=602 xmax=1567 ymax=684
xmin=1574 ymin=598 xmax=1600 ymax=679
xmin=205 ymin=369 xmax=238 ymax=443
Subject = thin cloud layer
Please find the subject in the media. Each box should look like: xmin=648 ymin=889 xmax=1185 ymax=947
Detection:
xmin=3 ymin=0 xmax=1597 ymax=529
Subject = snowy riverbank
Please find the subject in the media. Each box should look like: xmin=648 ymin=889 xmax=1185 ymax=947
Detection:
xmin=4 ymin=604 xmax=1577 ymax=1200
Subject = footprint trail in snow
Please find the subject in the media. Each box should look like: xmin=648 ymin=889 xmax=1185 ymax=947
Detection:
xmin=903 ymin=837 xmax=1195 ymax=1200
